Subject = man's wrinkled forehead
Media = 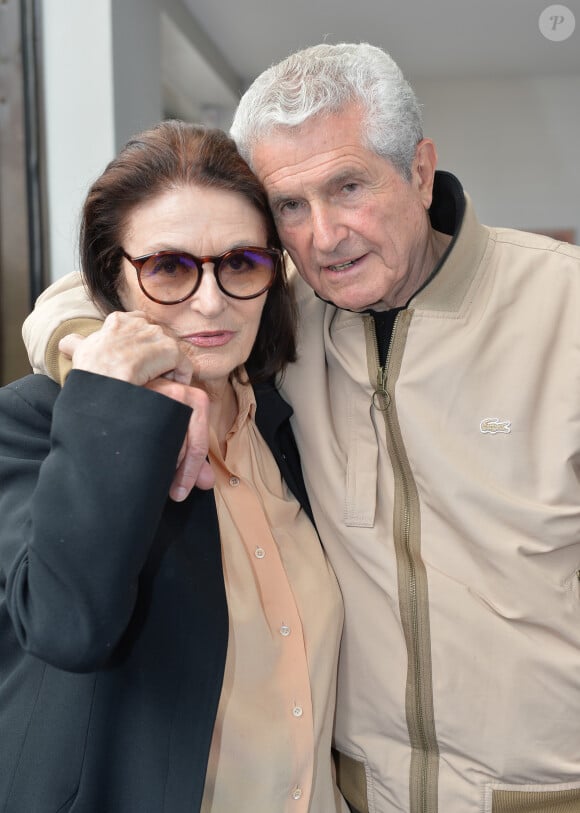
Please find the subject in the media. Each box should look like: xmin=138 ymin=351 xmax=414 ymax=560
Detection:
xmin=249 ymin=105 xmax=372 ymax=184
xmin=248 ymin=102 xmax=367 ymax=161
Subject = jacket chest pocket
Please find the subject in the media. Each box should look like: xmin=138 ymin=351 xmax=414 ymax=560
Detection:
xmin=343 ymin=392 xmax=378 ymax=528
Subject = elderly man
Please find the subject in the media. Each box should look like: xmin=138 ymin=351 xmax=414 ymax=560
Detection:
xmin=22 ymin=43 xmax=580 ymax=813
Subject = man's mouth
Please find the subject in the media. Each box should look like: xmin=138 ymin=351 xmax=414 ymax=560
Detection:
xmin=325 ymin=257 xmax=363 ymax=272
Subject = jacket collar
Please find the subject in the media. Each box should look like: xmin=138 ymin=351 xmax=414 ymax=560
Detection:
xmin=411 ymin=171 xmax=490 ymax=314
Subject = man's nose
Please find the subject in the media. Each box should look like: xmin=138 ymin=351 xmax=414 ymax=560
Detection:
xmin=310 ymin=204 xmax=348 ymax=254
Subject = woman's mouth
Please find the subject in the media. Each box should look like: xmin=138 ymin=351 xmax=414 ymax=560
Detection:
xmin=182 ymin=331 xmax=235 ymax=348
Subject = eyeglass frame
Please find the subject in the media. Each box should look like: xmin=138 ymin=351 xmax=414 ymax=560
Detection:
xmin=121 ymin=245 xmax=282 ymax=305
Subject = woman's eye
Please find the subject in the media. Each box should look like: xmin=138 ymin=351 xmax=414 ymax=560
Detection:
xmin=149 ymin=255 xmax=191 ymax=276
xmin=225 ymin=254 xmax=251 ymax=273
xmin=156 ymin=259 xmax=178 ymax=274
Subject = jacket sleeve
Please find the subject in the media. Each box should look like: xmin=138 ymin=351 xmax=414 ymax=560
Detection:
xmin=21 ymin=272 xmax=103 ymax=379
xmin=0 ymin=370 xmax=191 ymax=672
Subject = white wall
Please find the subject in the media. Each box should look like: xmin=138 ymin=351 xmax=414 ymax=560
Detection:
xmin=413 ymin=74 xmax=580 ymax=241
xmin=42 ymin=0 xmax=163 ymax=282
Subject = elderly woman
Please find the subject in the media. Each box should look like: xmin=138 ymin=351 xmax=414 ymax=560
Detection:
xmin=0 ymin=121 xmax=346 ymax=813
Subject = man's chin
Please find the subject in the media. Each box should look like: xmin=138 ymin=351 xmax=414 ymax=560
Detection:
xmin=314 ymin=270 xmax=389 ymax=311
xmin=318 ymin=287 xmax=388 ymax=313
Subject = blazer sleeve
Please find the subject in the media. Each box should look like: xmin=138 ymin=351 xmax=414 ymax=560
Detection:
xmin=0 ymin=370 xmax=191 ymax=672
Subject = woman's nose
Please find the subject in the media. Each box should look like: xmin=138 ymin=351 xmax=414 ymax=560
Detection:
xmin=189 ymin=264 xmax=228 ymax=316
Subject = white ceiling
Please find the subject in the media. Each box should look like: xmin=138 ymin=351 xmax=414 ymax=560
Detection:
xmin=164 ymin=0 xmax=580 ymax=123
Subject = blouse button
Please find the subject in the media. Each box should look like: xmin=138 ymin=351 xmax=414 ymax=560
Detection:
xmin=229 ymin=475 xmax=240 ymax=487
xmin=292 ymin=788 xmax=303 ymax=800
xmin=255 ymin=547 xmax=266 ymax=559
xmin=280 ymin=624 xmax=291 ymax=637
xmin=292 ymin=706 xmax=303 ymax=718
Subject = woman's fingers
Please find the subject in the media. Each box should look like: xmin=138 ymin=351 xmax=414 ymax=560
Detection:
xmin=58 ymin=311 xmax=193 ymax=386
xmin=146 ymin=378 xmax=215 ymax=499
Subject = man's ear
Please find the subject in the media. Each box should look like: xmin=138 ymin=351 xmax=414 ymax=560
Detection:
xmin=412 ymin=138 xmax=438 ymax=209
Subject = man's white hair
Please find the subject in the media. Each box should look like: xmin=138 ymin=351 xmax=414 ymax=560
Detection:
xmin=230 ymin=42 xmax=423 ymax=180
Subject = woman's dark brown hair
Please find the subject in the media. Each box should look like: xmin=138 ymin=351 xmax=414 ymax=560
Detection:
xmin=80 ymin=119 xmax=296 ymax=383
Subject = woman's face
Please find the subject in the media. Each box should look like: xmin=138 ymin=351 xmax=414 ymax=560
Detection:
xmin=119 ymin=185 xmax=270 ymax=389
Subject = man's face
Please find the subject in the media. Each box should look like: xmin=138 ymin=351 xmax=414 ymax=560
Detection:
xmin=251 ymin=103 xmax=437 ymax=311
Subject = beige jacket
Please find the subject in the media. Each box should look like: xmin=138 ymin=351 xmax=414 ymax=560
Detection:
xmin=281 ymin=189 xmax=580 ymax=813
xmin=22 ymin=181 xmax=580 ymax=813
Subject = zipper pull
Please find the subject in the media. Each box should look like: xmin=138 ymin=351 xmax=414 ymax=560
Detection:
xmin=372 ymin=365 xmax=390 ymax=411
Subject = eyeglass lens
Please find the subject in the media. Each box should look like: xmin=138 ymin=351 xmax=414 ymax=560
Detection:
xmin=139 ymin=248 xmax=276 ymax=303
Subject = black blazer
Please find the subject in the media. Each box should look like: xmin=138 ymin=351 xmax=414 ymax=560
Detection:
xmin=0 ymin=370 xmax=312 ymax=813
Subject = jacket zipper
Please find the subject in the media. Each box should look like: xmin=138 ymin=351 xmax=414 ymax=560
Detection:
xmin=366 ymin=313 xmax=439 ymax=813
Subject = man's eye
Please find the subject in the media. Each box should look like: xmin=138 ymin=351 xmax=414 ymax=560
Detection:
xmin=342 ymin=182 xmax=359 ymax=193
xmin=279 ymin=200 xmax=301 ymax=214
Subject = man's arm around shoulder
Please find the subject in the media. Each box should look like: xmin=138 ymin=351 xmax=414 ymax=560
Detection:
xmin=22 ymin=271 xmax=104 ymax=382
